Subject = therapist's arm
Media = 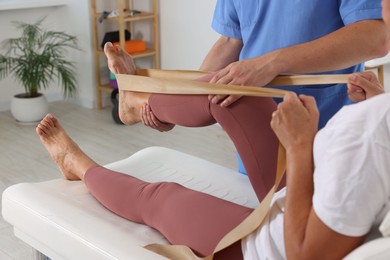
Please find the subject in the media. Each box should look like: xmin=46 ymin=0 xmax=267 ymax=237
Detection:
xmin=275 ymin=20 xmax=388 ymax=73
xmin=201 ymin=36 xmax=243 ymax=106
xmin=200 ymin=36 xmax=243 ymax=71
xmin=211 ymin=19 xmax=389 ymax=106
xmin=271 ymin=93 xmax=365 ymax=260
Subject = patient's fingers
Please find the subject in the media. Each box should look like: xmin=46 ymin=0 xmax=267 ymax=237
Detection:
xmin=144 ymin=105 xmax=154 ymax=126
xmin=141 ymin=103 xmax=159 ymax=128
xmin=209 ymin=94 xmax=228 ymax=104
xmin=220 ymin=95 xmax=242 ymax=107
xmin=347 ymin=72 xmax=384 ymax=102
xmin=299 ymin=95 xmax=318 ymax=115
xmin=299 ymin=95 xmax=319 ymax=128
xmin=349 ymin=73 xmax=382 ymax=91
xmin=140 ymin=104 xmax=175 ymax=132
xmin=140 ymin=104 xmax=148 ymax=125
xmin=357 ymin=71 xmax=380 ymax=82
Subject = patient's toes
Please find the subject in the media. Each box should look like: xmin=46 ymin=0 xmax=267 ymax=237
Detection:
xmin=36 ymin=120 xmax=49 ymax=136
xmin=45 ymin=114 xmax=56 ymax=127
xmin=45 ymin=114 xmax=58 ymax=128
xmin=36 ymin=124 xmax=45 ymax=136
xmin=37 ymin=115 xmax=53 ymax=135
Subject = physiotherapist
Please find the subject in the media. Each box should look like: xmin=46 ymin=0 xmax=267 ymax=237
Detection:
xmin=200 ymin=0 xmax=388 ymax=173
xmin=139 ymin=0 xmax=388 ymax=174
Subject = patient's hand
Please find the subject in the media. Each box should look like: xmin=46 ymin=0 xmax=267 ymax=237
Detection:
xmin=104 ymin=42 xmax=136 ymax=75
xmin=348 ymin=72 xmax=384 ymax=102
xmin=271 ymin=92 xmax=319 ymax=151
xmin=140 ymin=104 xmax=175 ymax=132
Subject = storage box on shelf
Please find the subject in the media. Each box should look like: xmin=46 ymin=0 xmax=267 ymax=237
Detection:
xmin=90 ymin=0 xmax=160 ymax=109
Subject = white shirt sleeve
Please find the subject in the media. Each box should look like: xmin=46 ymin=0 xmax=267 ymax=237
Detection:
xmin=312 ymin=126 xmax=388 ymax=237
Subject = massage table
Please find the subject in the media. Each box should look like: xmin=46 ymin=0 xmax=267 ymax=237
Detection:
xmin=2 ymin=146 xmax=390 ymax=260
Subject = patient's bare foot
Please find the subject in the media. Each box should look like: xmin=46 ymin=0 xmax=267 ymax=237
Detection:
xmin=36 ymin=114 xmax=98 ymax=181
xmin=104 ymin=42 xmax=136 ymax=75
xmin=103 ymin=42 xmax=150 ymax=125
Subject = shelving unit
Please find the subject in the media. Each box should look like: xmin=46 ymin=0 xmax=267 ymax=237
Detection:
xmin=90 ymin=0 xmax=160 ymax=109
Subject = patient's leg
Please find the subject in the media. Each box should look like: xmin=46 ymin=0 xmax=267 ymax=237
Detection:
xmin=109 ymin=67 xmax=279 ymax=199
xmin=85 ymin=166 xmax=250 ymax=259
xmin=36 ymin=114 xmax=248 ymax=259
xmin=212 ymin=97 xmax=280 ymax=199
xmin=149 ymin=94 xmax=279 ymax=200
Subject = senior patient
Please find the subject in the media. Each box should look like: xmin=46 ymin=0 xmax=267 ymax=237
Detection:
xmin=36 ymin=72 xmax=390 ymax=259
xmin=36 ymin=2 xmax=390 ymax=259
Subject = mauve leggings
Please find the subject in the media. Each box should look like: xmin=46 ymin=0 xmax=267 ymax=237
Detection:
xmin=84 ymin=94 xmax=279 ymax=258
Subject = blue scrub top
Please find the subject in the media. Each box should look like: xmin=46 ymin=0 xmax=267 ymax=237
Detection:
xmin=212 ymin=0 xmax=382 ymax=174
xmin=212 ymin=0 xmax=382 ymax=128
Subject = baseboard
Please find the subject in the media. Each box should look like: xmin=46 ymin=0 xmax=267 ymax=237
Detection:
xmin=0 ymin=94 xmax=98 ymax=112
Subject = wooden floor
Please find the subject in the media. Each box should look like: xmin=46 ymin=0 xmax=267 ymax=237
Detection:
xmin=0 ymin=102 xmax=237 ymax=260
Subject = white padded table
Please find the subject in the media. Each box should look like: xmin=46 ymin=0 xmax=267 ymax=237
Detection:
xmin=2 ymin=147 xmax=259 ymax=260
xmin=3 ymin=146 xmax=390 ymax=260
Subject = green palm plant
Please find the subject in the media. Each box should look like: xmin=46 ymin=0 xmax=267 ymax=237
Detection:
xmin=0 ymin=18 xmax=79 ymax=98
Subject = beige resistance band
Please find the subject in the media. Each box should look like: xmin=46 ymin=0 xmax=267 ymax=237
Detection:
xmin=116 ymin=69 xmax=350 ymax=98
xmin=116 ymin=69 xmax=349 ymax=259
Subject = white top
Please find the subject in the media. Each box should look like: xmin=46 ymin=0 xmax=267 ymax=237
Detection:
xmin=242 ymin=93 xmax=390 ymax=259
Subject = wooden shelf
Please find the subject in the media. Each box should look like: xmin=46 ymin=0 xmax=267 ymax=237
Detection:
xmin=96 ymin=49 xmax=156 ymax=59
xmin=95 ymin=12 xmax=155 ymax=22
xmin=90 ymin=0 xmax=160 ymax=110
xmin=98 ymin=84 xmax=115 ymax=94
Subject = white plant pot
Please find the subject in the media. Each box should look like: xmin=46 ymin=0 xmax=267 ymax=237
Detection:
xmin=10 ymin=93 xmax=49 ymax=123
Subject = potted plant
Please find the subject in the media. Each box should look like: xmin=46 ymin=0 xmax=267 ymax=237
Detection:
xmin=0 ymin=18 xmax=79 ymax=123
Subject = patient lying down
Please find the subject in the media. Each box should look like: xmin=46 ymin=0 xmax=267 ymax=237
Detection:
xmin=37 ymin=69 xmax=390 ymax=260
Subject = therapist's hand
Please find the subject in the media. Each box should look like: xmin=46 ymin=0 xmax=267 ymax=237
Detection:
xmin=208 ymin=54 xmax=282 ymax=107
xmin=140 ymin=104 xmax=175 ymax=132
xmin=347 ymin=71 xmax=384 ymax=102
xmin=271 ymin=92 xmax=318 ymax=151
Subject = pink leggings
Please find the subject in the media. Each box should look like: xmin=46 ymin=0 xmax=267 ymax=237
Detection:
xmin=84 ymin=95 xmax=279 ymax=258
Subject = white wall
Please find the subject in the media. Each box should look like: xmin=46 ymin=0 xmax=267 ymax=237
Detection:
xmin=384 ymin=65 xmax=390 ymax=92
xmin=0 ymin=0 xmax=95 ymax=111
xmin=160 ymin=0 xmax=219 ymax=70
xmin=0 ymin=0 xmax=219 ymax=111
xmin=3 ymin=0 xmax=385 ymax=112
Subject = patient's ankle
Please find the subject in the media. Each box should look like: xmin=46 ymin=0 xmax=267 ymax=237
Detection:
xmin=118 ymin=91 xmax=149 ymax=125
xmin=119 ymin=105 xmax=139 ymax=125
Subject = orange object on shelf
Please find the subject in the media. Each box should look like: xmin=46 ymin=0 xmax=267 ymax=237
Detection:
xmin=113 ymin=40 xmax=147 ymax=54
